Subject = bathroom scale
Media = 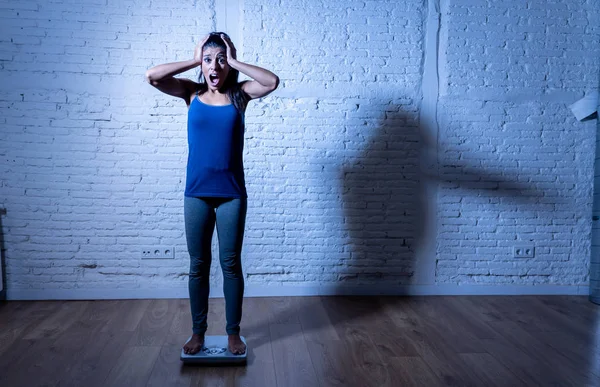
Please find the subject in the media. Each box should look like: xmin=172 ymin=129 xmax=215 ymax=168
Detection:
xmin=180 ymin=335 xmax=247 ymax=365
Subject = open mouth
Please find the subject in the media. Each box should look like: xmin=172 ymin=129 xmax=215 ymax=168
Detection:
xmin=208 ymin=73 xmax=220 ymax=86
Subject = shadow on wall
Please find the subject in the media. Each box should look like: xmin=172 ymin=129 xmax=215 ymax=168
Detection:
xmin=240 ymin=99 xmax=551 ymax=369
xmin=339 ymin=101 xmax=430 ymax=288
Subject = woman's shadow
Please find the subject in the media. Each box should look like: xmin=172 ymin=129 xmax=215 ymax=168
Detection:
xmin=240 ymin=100 xmax=548 ymax=369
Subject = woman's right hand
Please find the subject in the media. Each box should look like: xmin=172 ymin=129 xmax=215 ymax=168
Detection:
xmin=193 ymin=35 xmax=210 ymax=64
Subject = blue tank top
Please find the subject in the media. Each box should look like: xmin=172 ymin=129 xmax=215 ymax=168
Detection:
xmin=184 ymin=93 xmax=247 ymax=198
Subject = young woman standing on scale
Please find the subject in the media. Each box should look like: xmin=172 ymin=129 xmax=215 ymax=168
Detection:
xmin=145 ymin=32 xmax=279 ymax=355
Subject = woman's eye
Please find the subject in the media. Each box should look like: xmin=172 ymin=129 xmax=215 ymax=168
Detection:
xmin=204 ymin=58 xmax=210 ymax=63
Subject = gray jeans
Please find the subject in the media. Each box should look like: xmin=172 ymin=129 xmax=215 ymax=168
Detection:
xmin=184 ymin=196 xmax=247 ymax=335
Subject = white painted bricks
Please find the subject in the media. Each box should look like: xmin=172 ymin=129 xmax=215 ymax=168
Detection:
xmin=0 ymin=0 xmax=598 ymax=298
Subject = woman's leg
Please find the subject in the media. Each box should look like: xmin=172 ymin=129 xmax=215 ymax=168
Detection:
xmin=184 ymin=196 xmax=216 ymax=336
xmin=215 ymin=197 xmax=247 ymax=336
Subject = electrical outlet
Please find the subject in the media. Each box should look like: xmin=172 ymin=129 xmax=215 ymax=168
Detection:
xmin=141 ymin=246 xmax=175 ymax=259
xmin=513 ymin=244 xmax=534 ymax=258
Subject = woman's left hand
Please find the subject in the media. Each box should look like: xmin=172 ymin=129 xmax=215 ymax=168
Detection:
xmin=220 ymin=34 xmax=237 ymax=63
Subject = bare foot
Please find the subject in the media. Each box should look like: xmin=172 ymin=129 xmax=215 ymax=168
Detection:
xmin=183 ymin=333 xmax=205 ymax=355
xmin=228 ymin=334 xmax=246 ymax=355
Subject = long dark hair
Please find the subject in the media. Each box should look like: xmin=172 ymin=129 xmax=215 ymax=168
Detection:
xmin=196 ymin=32 xmax=249 ymax=114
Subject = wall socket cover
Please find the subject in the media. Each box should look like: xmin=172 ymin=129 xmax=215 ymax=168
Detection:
xmin=141 ymin=247 xmax=175 ymax=259
xmin=513 ymin=244 xmax=535 ymax=258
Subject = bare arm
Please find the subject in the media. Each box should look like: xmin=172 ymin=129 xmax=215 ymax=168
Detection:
xmin=229 ymin=59 xmax=280 ymax=100
xmin=220 ymin=34 xmax=279 ymax=100
xmin=145 ymin=37 xmax=208 ymax=101
xmin=145 ymin=59 xmax=200 ymax=100
xmin=145 ymin=59 xmax=200 ymax=83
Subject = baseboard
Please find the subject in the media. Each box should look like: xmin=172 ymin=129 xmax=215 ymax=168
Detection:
xmin=6 ymin=283 xmax=590 ymax=300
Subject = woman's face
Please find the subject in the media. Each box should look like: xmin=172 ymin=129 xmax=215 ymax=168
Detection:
xmin=201 ymin=46 xmax=230 ymax=91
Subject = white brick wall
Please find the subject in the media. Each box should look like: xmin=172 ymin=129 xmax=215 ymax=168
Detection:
xmin=436 ymin=0 xmax=599 ymax=286
xmin=241 ymin=0 xmax=428 ymax=287
xmin=0 ymin=0 xmax=214 ymax=294
xmin=0 ymin=0 xmax=598 ymax=299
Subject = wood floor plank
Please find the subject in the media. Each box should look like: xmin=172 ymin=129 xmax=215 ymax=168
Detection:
xmin=0 ymin=295 xmax=597 ymax=386
xmin=537 ymin=296 xmax=587 ymax=320
xmin=402 ymin=323 xmax=488 ymax=387
xmin=459 ymin=295 xmax=508 ymax=323
xmin=337 ymin=325 xmax=392 ymax=387
xmin=418 ymin=348 xmax=487 ymax=387
xmin=402 ymin=296 xmax=444 ymax=321
xmin=129 ymin=299 xmax=178 ymax=347
xmin=487 ymin=296 xmax=560 ymax=332
xmin=365 ymin=298 xmax=420 ymax=358
xmin=378 ymin=296 xmax=422 ymax=329
xmin=528 ymin=296 xmax=600 ymax=342
xmin=366 ymin=325 xmax=421 ymax=359
xmin=0 ymin=300 xmax=23 ymax=322
xmin=233 ymin=337 xmax=277 ymax=387
xmin=234 ymin=297 xmax=277 ymax=387
xmin=458 ymin=352 xmax=526 ymax=387
xmin=0 ymin=338 xmax=54 ymax=387
xmin=59 ymin=329 xmax=135 ymax=387
xmin=0 ymin=302 xmax=54 ymax=358
xmin=482 ymin=336 xmax=562 ymax=386
xmin=442 ymin=296 xmax=502 ymax=339
xmin=299 ymin=296 xmax=340 ymax=342
xmin=241 ymin=297 xmax=273 ymax=338
xmin=190 ymin=366 xmax=235 ymax=387
xmin=385 ymin=356 xmax=444 ymax=387
xmin=305 ymin=339 xmax=357 ymax=387
xmin=523 ymin=296 xmax=589 ymax=332
xmin=100 ymin=299 xmax=151 ymax=333
xmin=270 ymin=323 xmax=320 ymax=387
xmin=22 ymin=300 xmax=90 ymax=340
xmin=403 ymin=299 xmax=490 ymax=383
xmin=321 ymin=295 xmax=385 ymax=332
xmin=0 ymin=300 xmax=61 ymax=325
xmin=527 ymin=329 xmax=600 ymax=380
xmin=42 ymin=314 xmax=108 ymax=385
xmin=487 ymin=320 xmax=600 ymax=386
xmin=406 ymin=297 xmax=488 ymax=354
xmin=165 ymin=298 xmax=193 ymax=347
xmin=1 ymin=302 xmax=105 ymax=387
xmin=1 ymin=317 xmax=109 ymax=387
xmin=267 ymin=296 xmax=303 ymax=325
xmin=205 ymin=297 xmax=227 ymax=336
xmin=221 ymin=297 xmax=275 ymax=372
xmin=146 ymin=345 xmax=192 ymax=387
xmin=86 ymin=299 xmax=124 ymax=325
xmin=103 ymin=345 xmax=161 ymax=387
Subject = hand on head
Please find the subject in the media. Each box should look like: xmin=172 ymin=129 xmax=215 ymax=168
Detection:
xmin=194 ymin=34 xmax=210 ymax=63
xmin=219 ymin=34 xmax=237 ymax=62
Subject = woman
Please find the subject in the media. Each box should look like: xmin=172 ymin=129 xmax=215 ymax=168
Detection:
xmin=145 ymin=32 xmax=279 ymax=355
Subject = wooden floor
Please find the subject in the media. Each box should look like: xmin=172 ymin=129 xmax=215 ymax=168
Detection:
xmin=0 ymin=295 xmax=599 ymax=387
